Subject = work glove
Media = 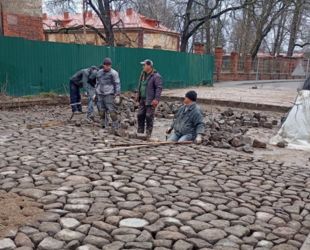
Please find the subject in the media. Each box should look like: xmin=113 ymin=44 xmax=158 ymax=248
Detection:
xmin=166 ymin=127 xmax=173 ymax=135
xmin=151 ymin=99 xmax=159 ymax=108
xmin=195 ymin=134 xmax=203 ymax=144
xmin=114 ymin=95 xmax=121 ymax=105
xmin=92 ymin=95 xmax=97 ymax=103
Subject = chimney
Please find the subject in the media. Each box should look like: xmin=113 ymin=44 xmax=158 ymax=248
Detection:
xmin=43 ymin=13 xmax=47 ymax=20
xmin=64 ymin=12 xmax=69 ymax=19
xmin=193 ymin=42 xmax=205 ymax=54
xmin=126 ymin=8 xmax=133 ymax=16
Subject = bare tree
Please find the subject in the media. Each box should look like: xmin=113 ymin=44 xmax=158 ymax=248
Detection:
xmin=244 ymin=0 xmax=290 ymax=59
xmin=132 ymin=0 xmax=176 ymax=29
xmin=171 ymin=0 xmax=254 ymax=52
xmin=44 ymin=0 xmax=78 ymax=14
xmin=271 ymin=10 xmax=288 ymax=56
xmin=287 ymin=0 xmax=304 ymax=56
xmin=45 ymin=0 xmax=130 ymax=46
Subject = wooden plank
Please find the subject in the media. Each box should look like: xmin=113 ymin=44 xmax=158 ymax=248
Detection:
xmin=72 ymin=141 xmax=193 ymax=156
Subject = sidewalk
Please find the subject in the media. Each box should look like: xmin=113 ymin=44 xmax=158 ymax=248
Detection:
xmin=162 ymin=80 xmax=300 ymax=112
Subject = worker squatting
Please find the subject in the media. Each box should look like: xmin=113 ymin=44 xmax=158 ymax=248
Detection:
xmin=69 ymin=58 xmax=205 ymax=144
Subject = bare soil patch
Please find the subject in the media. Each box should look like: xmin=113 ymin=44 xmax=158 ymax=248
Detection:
xmin=0 ymin=191 xmax=43 ymax=238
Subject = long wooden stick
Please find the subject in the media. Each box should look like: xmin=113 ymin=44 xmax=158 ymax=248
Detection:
xmin=26 ymin=120 xmax=66 ymax=129
xmin=110 ymin=141 xmax=192 ymax=147
xmin=71 ymin=141 xmax=193 ymax=156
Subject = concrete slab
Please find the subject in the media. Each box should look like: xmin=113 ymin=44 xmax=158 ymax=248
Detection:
xmin=163 ymin=83 xmax=298 ymax=110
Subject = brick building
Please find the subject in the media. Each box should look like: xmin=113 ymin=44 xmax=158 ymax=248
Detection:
xmin=43 ymin=8 xmax=180 ymax=51
xmin=0 ymin=0 xmax=43 ymax=40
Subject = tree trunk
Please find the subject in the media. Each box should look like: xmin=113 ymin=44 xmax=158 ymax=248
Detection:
xmin=179 ymin=0 xmax=194 ymax=52
xmin=205 ymin=18 xmax=211 ymax=53
xmin=214 ymin=17 xmax=223 ymax=48
xmin=239 ymin=6 xmax=251 ymax=55
xmin=287 ymin=0 xmax=303 ymax=57
xmin=180 ymin=35 xmax=189 ymax=52
xmin=102 ymin=0 xmax=114 ymax=46
xmin=205 ymin=3 xmax=212 ymax=54
xmin=272 ymin=12 xmax=286 ymax=56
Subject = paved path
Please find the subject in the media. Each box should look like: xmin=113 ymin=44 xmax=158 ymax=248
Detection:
xmin=215 ymin=80 xmax=304 ymax=90
xmin=0 ymin=107 xmax=310 ymax=250
xmin=163 ymin=80 xmax=303 ymax=109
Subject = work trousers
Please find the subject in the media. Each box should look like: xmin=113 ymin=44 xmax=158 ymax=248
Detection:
xmin=84 ymin=83 xmax=95 ymax=118
xmin=168 ymin=133 xmax=194 ymax=142
xmin=97 ymin=94 xmax=119 ymax=129
xmin=69 ymin=80 xmax=82 ymax=112
xmin=137 ymin=100 xmax=155 ymax=135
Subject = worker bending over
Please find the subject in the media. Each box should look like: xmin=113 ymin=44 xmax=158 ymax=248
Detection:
xmin=166 ymin=90 xmax=205 ymax=144
xmin=69 ymin=66 xmax=98 ymax=121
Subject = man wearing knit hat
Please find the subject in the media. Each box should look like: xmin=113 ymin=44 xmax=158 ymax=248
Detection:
xmin=166 ymin=90 xmax=205 ymax=144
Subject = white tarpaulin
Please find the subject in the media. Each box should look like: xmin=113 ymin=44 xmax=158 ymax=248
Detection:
xmin=270 ymin=90 xmax=310 ymax=150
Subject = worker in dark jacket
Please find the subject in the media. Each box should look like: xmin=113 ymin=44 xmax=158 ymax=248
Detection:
xmin=136 ymin=59 xmax=163 ymax=138
xmin=69 ymin=66 xmax=98 ymax=120
xmin=166 ymin=91 xmax=205 ymax=144
xmin=95 ymin=58 xmax=121 ymax=134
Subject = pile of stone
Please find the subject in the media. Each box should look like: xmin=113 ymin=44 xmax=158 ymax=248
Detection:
xmin=203 ymin=108 xmax=278 ymax=153
xmin=155 ymin=101 xmax=181 ymax=118
xmin=118 ymin=96 xmax=137 ymax=129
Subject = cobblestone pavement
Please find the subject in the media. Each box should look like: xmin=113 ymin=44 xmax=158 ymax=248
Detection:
xmin=1 ymin=107 xmax=310 ymax=250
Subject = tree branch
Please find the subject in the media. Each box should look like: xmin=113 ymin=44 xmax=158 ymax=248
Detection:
xmin=49 ymin=24 xmax=107 ymax=42
xmin=295 ymin=42 xmax=310 ymax=48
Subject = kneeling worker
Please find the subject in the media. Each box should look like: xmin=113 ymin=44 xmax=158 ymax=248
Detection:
xmin=166 ymin=91 xmax=204 ymax=144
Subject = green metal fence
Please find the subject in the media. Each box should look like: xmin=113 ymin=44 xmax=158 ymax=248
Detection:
xmin=0 ymin=36 xmax=214 ymax=96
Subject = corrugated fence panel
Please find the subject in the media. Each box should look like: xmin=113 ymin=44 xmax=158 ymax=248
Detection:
xmin=0 ymin=36 xmax=214 ymax=96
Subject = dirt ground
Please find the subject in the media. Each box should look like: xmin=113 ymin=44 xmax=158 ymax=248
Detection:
xmin=0 ymin=191 xmax=43 ymax=238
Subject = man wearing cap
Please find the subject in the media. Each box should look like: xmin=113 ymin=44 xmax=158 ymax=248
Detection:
xmin=136 ymin=59 xmax=163 ymax=138
xmin=166 ymin=90 xmax=205 ymax=144
xmin=95 ymin=57 xmax=121 ymax=134
xmin=69 ymin=66 xmax=99 ymax=120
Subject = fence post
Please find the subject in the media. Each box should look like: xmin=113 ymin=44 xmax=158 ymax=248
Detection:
xmin=230 ymin=52 xmax=238 ymax=80
xmin=244 ymin=54 xmax=252 ymax=80
xmin=255 ymin=57 xmax=260 ymax=82
xmin=214 ymin=47 xmax=223 ymax=82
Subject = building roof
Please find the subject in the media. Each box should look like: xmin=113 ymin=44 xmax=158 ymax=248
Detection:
xmin=43 ymin=8 xmax=178 ymax=35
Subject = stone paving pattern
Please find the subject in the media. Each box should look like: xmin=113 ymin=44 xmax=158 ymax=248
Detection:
xmin=0 ymin=108 xmax=310 ymax=250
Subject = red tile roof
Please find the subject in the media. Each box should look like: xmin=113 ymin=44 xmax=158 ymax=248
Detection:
xmin=43 ymin=8 xmax=178 ymax=35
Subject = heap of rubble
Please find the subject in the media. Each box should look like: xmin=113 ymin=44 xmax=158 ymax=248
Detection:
xmin=155 ymin=101 xmax=181 ymax=118
xmin=118 ymin=96 xmax=136 ymax=129
xmin=155 ymin=101 xmax=279 ymax=153
xmin=204 ymin=108 xmax=278 ymax=153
